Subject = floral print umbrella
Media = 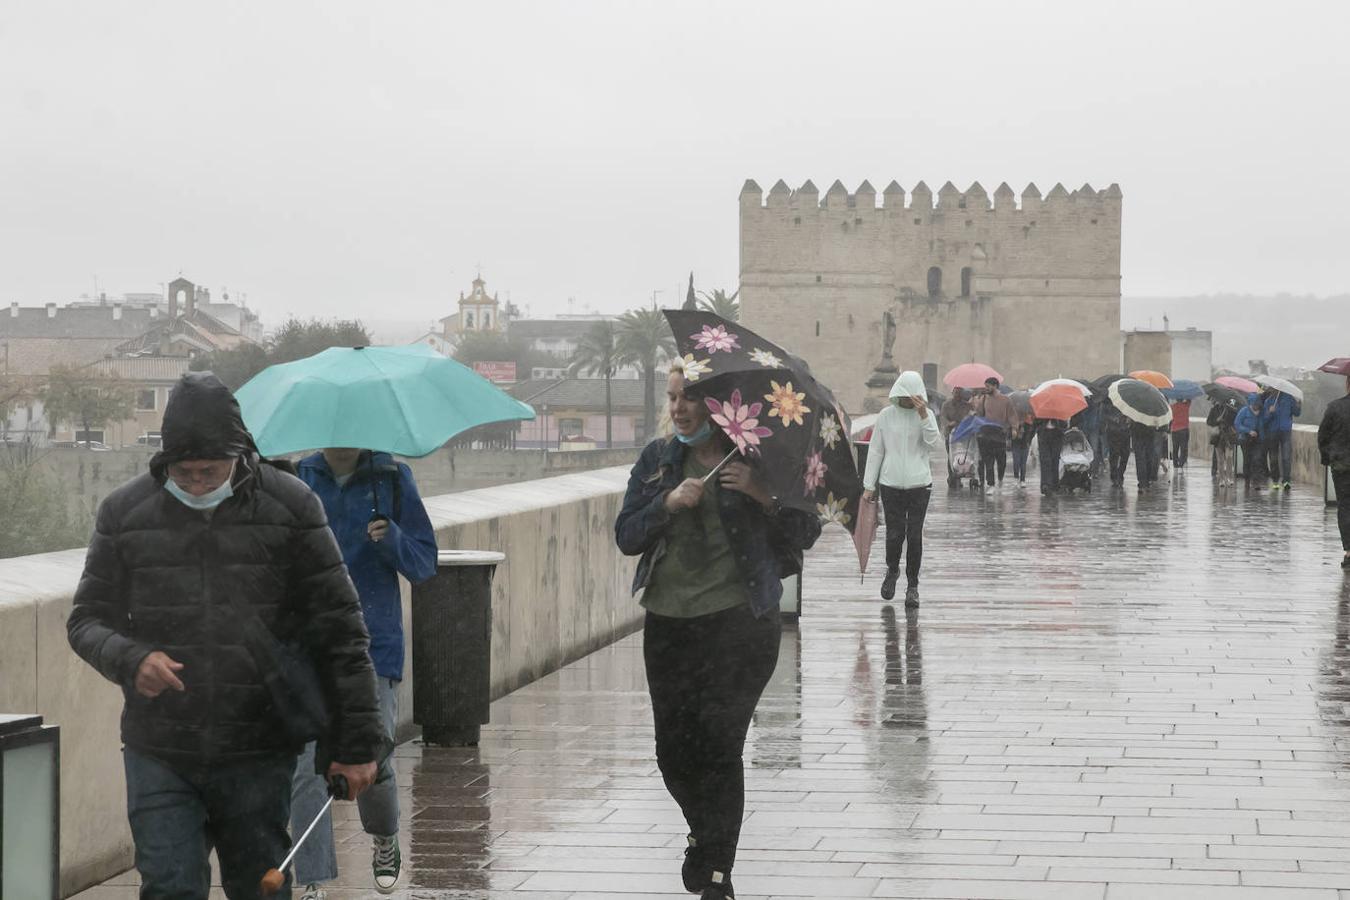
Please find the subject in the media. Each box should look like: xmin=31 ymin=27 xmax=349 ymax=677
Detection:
xmin=663 ymin=310 xmax=864 ymax=538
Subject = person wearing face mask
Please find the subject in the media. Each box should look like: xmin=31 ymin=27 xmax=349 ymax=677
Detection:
xmin=67 ymin=372 xmax=385 ymax=900
xmin=862 ymin=371 xmax=941 ymax=605
xmin=615 ymin=360 xmax=822 ymax=900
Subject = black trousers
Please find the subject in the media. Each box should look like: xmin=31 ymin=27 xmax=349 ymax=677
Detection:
xmin=1240 ymin=436 xmax=1260 ymax=482
xmin=1335 ymin=469 xmax=1350 ymax=552
xmin=1108 ymin=439 xmax=1131 ymax=484
xmin=880 ymin=484 xmax=931 ymax=586
xmin=1172 ymin=430 xmax=1189 ymax=468
xmin=1132 ymin=433 xmax=1157 ymax=486
xmin=1039 ymin=431 xmax=1063 ymax=491
xmin=644 ymin=604 xmax=780 ymax=873
xmin=977 ymin=436 xmax=1006 ymax=486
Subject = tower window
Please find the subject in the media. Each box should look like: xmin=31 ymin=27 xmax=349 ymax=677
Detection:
xmin=961 ymin=267 xmax=973 ymax=298
xmin=927 ymin=267 xmax=942 ymax=300
xmin=815 ymin=321 xmax=820 ymax=337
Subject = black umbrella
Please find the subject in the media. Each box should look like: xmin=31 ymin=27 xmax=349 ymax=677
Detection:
xmin=663 ymin=309 xmax=862 ymax=533
xmin=1107 ymin=378 xmax=1171 ymax=427
xmin=1203 ymin=382 xmax=1247 ymax=409
xmin=1072 ymin=377 xmax=1105 ymax=401
xmin=1092 ymin=373 xmax=1127 ymax=394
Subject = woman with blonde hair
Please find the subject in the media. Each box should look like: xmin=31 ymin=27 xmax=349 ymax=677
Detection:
xmin=615 ymin=360 xmax=821 ymax=899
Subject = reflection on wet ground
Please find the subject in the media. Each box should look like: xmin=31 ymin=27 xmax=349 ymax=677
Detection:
xmin=77 ymin=469 xmax=1350 ymax=898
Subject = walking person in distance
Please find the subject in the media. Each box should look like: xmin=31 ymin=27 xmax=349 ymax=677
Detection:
xmin=863 ymin=371 xmax=941 ymax=605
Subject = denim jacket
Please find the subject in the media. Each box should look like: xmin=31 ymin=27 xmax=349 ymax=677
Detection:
xmin=615 ymin=438 xmax=823 ymax=619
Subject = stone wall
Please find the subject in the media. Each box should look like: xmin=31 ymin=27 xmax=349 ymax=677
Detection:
xmin=739 ymin=178 xmax=1122 ymax=412
xmin=1186 ymin=420 xmax=1327 ymax=488
xmin=0 ymin=466 xmax=640 ymax=896
xmin=23 ymin=446 xmax=639 ymax=524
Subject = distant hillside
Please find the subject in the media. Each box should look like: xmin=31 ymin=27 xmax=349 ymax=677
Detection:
xmin=1123 ymin=294 xmax=1350 ymax=371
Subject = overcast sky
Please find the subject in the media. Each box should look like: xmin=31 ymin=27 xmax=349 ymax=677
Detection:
xmin=2 ymin=1 xmax=1346 ymax=332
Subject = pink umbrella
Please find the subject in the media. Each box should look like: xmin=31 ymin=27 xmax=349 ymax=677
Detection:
xmin=944 ymin=363 xmax=1003 ymax=390
xmin=1216 ymin=375 xmax=1260 ymax=394
xmin=853 ymin=495 xmax=879 ymax=583
xmin=1319 ymin=358 xmax=1350 ymax=377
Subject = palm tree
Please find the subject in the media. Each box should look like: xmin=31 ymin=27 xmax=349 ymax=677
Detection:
xmin=568 ymin=320 xmax=620 ymax=448
xmin=696 ymin=287 xmax=740 ymax=322
xmin=616 ymin=307 xmax=676 ymax=443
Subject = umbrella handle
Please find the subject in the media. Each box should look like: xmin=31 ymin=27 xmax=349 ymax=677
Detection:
xmin=701 ymin=448 xmax=740 ymax=484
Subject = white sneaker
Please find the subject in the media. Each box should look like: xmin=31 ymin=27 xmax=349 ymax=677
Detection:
xmin=299 ymin=886 xmax=327 ymax=900
xmin=372 ymin=833 xmax=401 ymax=894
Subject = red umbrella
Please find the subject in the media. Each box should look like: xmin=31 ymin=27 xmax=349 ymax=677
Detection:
xmin=944 ymin=363 xmax=1003 ymax=390
xmin=1029 ymin=383 xmax=1088 ymax=421
xmin=1216 ymin=375 xmax=1260 ymax=394
xmin=1319 ymin=358 xmax=1350 ymax=376
xmin=853 ymin=496 xmax=879 ymax=583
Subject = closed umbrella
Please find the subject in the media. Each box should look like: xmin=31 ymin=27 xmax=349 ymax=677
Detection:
xmin=1129 ymin=370 xmax=1174 ymax=390
xmin=1161 ymin=379 xmax=1204 ymax=402
xmin=854 ymin=496 xmax=879 ymax=583
xmin=1319 ymin=358 xmax=1350 ymax=376
xmin=1108 ymin=378 xmax=1172 ymax=427
xmin=1254 ymin=374 xmax=1304 ymax=403
xmin=1215 ymin=375 xmax=1260 ymax=394
xmin=236 ymin=344 xmax=535 ymax=457
xmin=944 ymin=363 xmax=1003 ymax=390
xmin=1030 ymin=383 xmax=1089 ymax=421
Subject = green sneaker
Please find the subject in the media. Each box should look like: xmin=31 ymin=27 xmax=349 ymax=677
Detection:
xmin=1270 ymin=481 xmax=1282 ymax=491
xmin=372 ymin=833 xmax=400 ymax=894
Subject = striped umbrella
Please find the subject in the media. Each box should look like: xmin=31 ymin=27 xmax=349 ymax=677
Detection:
xmin=1109 ymin=378 xmax=1172 ymax=427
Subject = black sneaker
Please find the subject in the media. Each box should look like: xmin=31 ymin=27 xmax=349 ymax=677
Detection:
xmin=904 ymin=585 xmax=919 ymax=608
xmin=682 ymin=835 xmax=706 ymax=893
xmin=701 ymin=871 xmax=735 ymax=899
xmin=881 ymin=569 xmax=898 ymax=601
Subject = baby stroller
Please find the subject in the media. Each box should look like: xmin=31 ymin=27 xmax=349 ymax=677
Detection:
xmin=947 ymin=415 xmax=988 ymax=490
xmin=1059 ymin=427 xmax=1095 ymax=492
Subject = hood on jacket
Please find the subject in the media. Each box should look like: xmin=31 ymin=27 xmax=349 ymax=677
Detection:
xmin=1247 ymin=393 xmax=1261 ymax=407
xmin=150 ymin=372 xmax=260 ymax=476
xmin=888 ymin=371 xmax=928 ymax=403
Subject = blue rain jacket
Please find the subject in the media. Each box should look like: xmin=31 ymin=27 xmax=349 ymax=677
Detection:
xmin=1234 ymin=401 xmax=1262 ymax=441
xmin=1262 ymin=392 xmax=1302 ymax=434
xmin=298 ymin=451 xmax=438 ymax=680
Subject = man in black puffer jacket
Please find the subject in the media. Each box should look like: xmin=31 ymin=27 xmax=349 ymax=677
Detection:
xmin=1318 ymin=373 xmax=1350 ymax=567
xmin=68 ymin=372 xmax=385 ymax=900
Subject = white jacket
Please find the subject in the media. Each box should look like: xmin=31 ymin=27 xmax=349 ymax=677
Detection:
xmin=863 ymin=371 xmax=941 ymax=491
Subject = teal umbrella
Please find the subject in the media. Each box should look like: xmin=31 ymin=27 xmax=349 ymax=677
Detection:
xmin=235 ymin=344 xmax=535 ymax=458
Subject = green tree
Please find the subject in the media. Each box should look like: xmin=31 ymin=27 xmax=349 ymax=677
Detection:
xmin=568 ymin=320 xmax=620 ymax=448
xmin=40 ymin=365 xmax=135 ymax=443
xmin=191 ymin=318 xmax=371 ymax=390
xmin=696 ymin=287 xmax=740 ymax=322
xmin=0 ymin=448 xmax=92 ymax=558
xmin=616 ymin=307 xmax=676 ymax=442
xmin=0 ymin=373 xmax=35 ymax=438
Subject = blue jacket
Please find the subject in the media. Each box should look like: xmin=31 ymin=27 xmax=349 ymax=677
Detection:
xmin=1234 ymin=404 xmax=1262 ymax=441
xmin=1262 ymin=392 xmax=1302 ymax=434
xmin=615 ymin=438 xmax=822 ymax=619
xmin=298 ymin=452 xmax=438 ymax=680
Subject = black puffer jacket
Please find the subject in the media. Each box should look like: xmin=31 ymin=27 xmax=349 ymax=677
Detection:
xmin=1320 ymin=395 xmax=1350 ymax=471
xmin=67 ymin=373 xmax=384 ymax=769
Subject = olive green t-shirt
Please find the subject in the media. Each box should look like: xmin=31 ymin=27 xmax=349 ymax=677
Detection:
xmin=640 ymin=454 xmax=749 ymax=618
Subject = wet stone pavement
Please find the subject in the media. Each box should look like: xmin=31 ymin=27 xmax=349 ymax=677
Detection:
xmin=76 ymin=464 xmax=1350 ymax=899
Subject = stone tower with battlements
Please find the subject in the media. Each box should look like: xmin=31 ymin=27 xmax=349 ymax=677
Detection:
xmin=739 ymin=178 xmax=1122 ymax=413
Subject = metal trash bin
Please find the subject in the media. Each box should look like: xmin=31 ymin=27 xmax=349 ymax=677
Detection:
xmin=410 ymin=550 xmax=504 ymax=747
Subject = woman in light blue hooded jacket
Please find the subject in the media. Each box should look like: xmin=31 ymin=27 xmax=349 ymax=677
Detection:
xmin=862 ymin=371 xmax=941 ymax=606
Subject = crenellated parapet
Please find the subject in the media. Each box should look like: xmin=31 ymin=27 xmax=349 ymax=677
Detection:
xmin=738 ymin=177 xmax=1122 ymax=214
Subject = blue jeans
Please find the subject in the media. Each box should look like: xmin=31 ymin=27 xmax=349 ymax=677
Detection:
xmin=124 ymin=747 xmax=295 ymax=900
xmin=291 ymin=676 xmax=401 ymax=885
xmin=1276 ymin=431 xmax=1294 ymax=483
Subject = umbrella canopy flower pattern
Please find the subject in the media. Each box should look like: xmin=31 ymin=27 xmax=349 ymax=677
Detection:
xmin=705 ymin=389 xmax=774 ymax=455
xmin=679 ymin=353 xmax=713 ymax=382
xmin=664 ymin=309 xmax=864 ymax=538
xmin=692 ymin=324 xmax=741 ymax=354
xmin=766 ymin=380 xmax=811 ymax=427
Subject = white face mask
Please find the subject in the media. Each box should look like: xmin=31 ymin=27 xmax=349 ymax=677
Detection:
xmin=164 ymin=460 xmax=236 ymax=511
